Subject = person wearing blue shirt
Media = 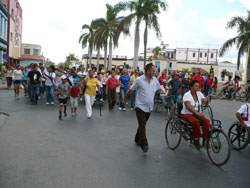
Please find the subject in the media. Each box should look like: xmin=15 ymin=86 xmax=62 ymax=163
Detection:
xmin=119 ymin=69 xmax=131 ymax=111
xmin=168 ymin=74 xmax=182 ymax=103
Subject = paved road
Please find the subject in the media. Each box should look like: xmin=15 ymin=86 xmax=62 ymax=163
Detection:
xmin=0 ymin=89 xmax=249 ymax=188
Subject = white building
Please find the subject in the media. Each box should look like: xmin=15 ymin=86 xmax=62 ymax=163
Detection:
xmin=176 ymin=48 xmax=218 ymax=65
xmin=218 ymin=61 xmax=243 ymax=81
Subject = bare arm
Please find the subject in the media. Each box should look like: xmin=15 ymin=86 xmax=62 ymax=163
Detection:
xmin=123 ymin=89 xmax=133 ymax=105
xmin=236 ymin=112 xmax=248 ymax=129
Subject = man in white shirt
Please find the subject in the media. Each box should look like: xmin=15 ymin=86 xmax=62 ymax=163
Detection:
xmin=236 ymin=103 xmax=250 ymax=129
xmin=44 ymin=66 xmax=56 ymax=105
xmin=123 ymin=63 xmax=161 ymax=153
xmin=160 ymin=80 xmax=169 ymax=109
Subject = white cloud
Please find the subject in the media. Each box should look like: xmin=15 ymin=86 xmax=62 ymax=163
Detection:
xmin=240 ymin=0 xmax=250 ymax=9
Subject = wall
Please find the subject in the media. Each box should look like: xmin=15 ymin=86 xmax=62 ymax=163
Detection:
xmin=176 ymin=48 xmax=218 ymax=64
xmin=20 ymin=60 xmax=41 ymax=67
xmin=22 ymin=43 xmax=42 ymax=56
xmin=8 ymin=0 xmax=22 ymax=60
xmin=218 ymin=62 xmax=238 ymax=81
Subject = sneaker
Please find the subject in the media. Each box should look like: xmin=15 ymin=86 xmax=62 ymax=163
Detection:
xmin=64 ymin=112 xmax=67 ymax=117
xmin=38 ymin=96 xmax=41 ymax=100
xmin=119 ymin=107 xmax=122 ymax=111
xmin=141 ymin=145 xmax=148 ymax=153
xmin=100 ymin=99 xmax=103 ymax=102
xmin=131 ymin=108 xmax=134 ymax=111
xmin=46 ymin=102 xmax=49 ymax=105
xmin=80 ymin=97 xmax=83 ymax=101
xmin=71 ymin=113 xmax=75 ymax=117
xmin=87 ymin=116 xmax=91 ymax=119
xmin=122 ymin=108 xmax=126 ymax=111
xmin=51 ymin=102 xmax=55 ymax=105
xmin=59 ymin=115 xmax=62 ymax=120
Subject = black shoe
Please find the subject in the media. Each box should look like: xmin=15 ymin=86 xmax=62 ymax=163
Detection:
xmin=141 ymin=145 xmax=148 ymax=153
xmin=64 ymin=112 xmax=67 ymax=117
xmin=59 ymin=115 xmax=62 ymax=120
xmin=194 ymin=140 xmax=202 ymax=150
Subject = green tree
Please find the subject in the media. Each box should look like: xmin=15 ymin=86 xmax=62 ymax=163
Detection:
xmin=153 ymin=46 xmax=161 ymax=58
xmin=118 ymin=0 xmax=167 ymax=69
xmin=92 ymin=3 xmax=129 ymax=71
xmin=64 ymin=54 xmax=77 ymax=68
xmin=219 ymin=11 xmax=250 ymax=78
xmin=44 ymin=58 xmax=55 ymax=67
xmin=79 ymin=23 xmax=95 ymax=68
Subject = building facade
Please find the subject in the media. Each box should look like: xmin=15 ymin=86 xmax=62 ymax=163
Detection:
xmin=0 ymin=1 xmax=9 ymax=64
xmin=176 ymin=48 xmax=218 ymax=65
xmin=7 ymin=0 xmax=22 ymax=65
xmin=20 ymin=43 xmax=44 ymax=67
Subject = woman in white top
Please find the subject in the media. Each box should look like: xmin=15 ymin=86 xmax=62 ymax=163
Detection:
xmin=13 ymin=64 xmax=23 ymax=98
xmin=181 ymin=80 xmax=211 ymax=149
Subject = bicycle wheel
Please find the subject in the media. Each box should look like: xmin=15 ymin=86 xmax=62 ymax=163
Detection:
xmin=165 ymin=117 xmax=181 ymax=150
xmin=228 ymin=122 xmax=249 ymax=150
xmin=240 ymin=92 xmax=247 ymax=102
xmin=207 ymin=129 xmax=231 ymax=166
xmin=235 ymin=91 xmax=241 ymax=101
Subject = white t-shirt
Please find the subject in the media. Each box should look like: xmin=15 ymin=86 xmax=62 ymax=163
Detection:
xmin=78 ymin=71 xmax=88 ymax=78
xmin=160 ymin=85 xmax=169 ymax=97
xmin=13 ymin=70 xmax=23 ymax=80
xmin=44 ymin=70 xmax=56 ymax=86
xmin=181 ymin=91 xmax=205 ymax=115
xmin=237 ymin=103 xmax=250 ymax=127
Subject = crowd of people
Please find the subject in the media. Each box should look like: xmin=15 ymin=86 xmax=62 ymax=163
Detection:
xmin=1 ymin=62 xmax=250 ymax=153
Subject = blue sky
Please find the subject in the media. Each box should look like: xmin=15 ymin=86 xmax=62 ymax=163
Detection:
xmin=19 ymin=0 xmax=250 ymax=64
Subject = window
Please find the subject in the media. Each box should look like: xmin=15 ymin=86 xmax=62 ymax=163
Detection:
xmin=171 ymin=53 xmax=174 ymax=59
xmin=33 ymin=49 xmax=39 ymax=56
xmin=193 ymin=52 xmax=196 ymax=57
xmin=11 ymin=32 xmax=13 ymax=41
xmin=24 ymin=49 xmax=30 ymax=55
xmin=211 ymin=53 xmax=214 ymax=58
xmin=205 ymin=53 xmax=207 ymax=57
xmin=11 ymin=9 xmax=14 ymax=17
xmin=200 ymin=53 xmax=202 ymax=58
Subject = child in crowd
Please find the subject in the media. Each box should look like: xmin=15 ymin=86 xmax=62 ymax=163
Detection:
xmin=70 ymin=80 xmax=80 ymax=117
xmin=57 ymin=75 xmax=71 ymax=120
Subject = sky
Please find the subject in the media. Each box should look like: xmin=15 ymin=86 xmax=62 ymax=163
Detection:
xmin=18 ymin=0 xmax=250 ymax=64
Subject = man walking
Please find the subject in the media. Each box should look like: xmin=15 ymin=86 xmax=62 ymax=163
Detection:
xmin=27 ymin=64 xmax=42 ymax=105
xmin=123 ymin=63 xmax=161 ymax=153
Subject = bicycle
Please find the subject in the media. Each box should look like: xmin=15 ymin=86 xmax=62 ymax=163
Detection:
xmin=240 ymin=85 xmax=250 ymax=102
xmin=165 ymin=104 xmax=231 ymax=166
xmin=228 ymin=122 xmax=250 ymax=150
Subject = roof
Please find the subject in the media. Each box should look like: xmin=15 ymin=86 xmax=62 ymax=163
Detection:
xmin=219 ymin=61 xmax=233 ymax=64
xmin=19 ymin=55 xmax=44 ymax=61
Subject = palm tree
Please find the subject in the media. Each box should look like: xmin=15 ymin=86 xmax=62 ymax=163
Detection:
xmin=220 ymin=11 xmax=250 ymax=76
xmin=79 ymin=23 xmax=95 ymax=68
xmin=117 ymin=0 xmax=167 ymax=70
xmin=92 ymin=3 xmax=129 ymax=71
xmin=153 ymin=46 xmax=161 ymax=58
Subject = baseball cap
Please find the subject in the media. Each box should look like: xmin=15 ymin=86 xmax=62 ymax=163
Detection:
xmin=61 ymin=75 xmax=67 ymax=80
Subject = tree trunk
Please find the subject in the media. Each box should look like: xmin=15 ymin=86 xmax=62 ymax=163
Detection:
xmin=89 ymin=48 xmax=92 ymax=69
xmin=97 ymin=48 xmax=100 ymax=72
xmin=108 ymin=38 xmax=113 ymax=71
xmin=104 ymin=43 xmax=108 ymax=70
xmin=144 ymin=24 xmax=148 ymax=69
xmin=247 ymin=50 xmax=250 ymax=80
xmin=133 ymin=28 xmax=140 ymax=70
xmin=237 ymin=49 xmax=241 ymax=70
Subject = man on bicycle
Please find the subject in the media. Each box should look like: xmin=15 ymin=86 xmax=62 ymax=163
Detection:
xmin=236 ymin=102 xmax=250 ymax=129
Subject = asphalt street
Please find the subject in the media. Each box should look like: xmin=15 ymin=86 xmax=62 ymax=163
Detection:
xmin=0 ymin=89 xmax=249 ymax=188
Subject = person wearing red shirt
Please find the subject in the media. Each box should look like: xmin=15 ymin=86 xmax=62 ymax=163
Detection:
xmin=106 ymin=71 xmax=119 ymax=110
xmin=70 ymin=80 xmax=80 ymax=117
xmin=205 ymin=75 xmax=213 ymax=96
xmin=158 ymin=71 xmax=167 ymax=85
xmin=196 ymin=72 xmax=204 ymax=90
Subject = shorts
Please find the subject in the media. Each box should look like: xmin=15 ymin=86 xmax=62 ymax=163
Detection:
xmin=70 ymin=96 xmax=78 ymax=108
xmin=14 ymin=80 xmax=21 ymax=85
xmin=59 ymin=97 xmax=68 ymax=105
